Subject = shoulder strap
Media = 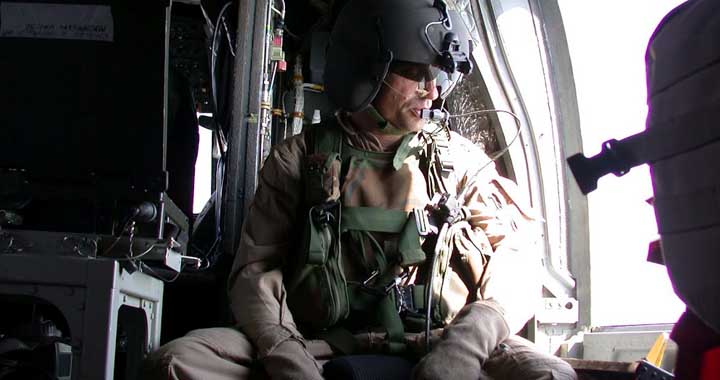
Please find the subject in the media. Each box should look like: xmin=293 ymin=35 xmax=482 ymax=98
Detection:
xmin=305 ymin=119 xmax=343 ymax=157
xmin=302 ymin=121 xmax=344 ymax=207
xmin=425 ymin=128 xmax=457 ymax=197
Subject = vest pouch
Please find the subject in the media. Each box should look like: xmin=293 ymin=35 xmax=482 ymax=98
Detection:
xmin=398 ymin=209 xmax=427 ymax=266
xmin=287 ymin=205 xmax=350 ymax=331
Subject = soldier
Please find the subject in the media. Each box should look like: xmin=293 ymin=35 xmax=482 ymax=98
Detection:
xmin=144 ymin=0 xmax=577 ymax=379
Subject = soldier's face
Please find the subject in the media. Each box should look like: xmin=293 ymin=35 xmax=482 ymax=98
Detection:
xmin=373 ymin=64 xmax=439 ymax=132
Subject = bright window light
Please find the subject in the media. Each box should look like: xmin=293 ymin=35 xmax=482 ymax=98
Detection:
xmin=558 ymin=0 xmax=686 ymax=326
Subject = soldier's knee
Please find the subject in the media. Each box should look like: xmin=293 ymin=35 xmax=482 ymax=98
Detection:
xmin=141 ymin=327 xmax=255 ymax=380
xmin=141 ymin=335 xmax=201 ymax=379
xmin=484 ymin=336 xmax=578 ymax=380
xmin=153 ymin=334 xmax=201 ymax=360
xmin=546 ymin=357 xmax=577 ymax=380
xmin=167 ymin=327 xmax=252 ymax=358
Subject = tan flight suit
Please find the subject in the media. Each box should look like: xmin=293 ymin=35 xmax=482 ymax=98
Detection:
xmin=142 ymin=121 xmax=576 ymax=380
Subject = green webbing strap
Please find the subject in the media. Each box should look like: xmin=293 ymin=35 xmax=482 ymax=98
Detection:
xmin=365 ymin=235 xmax=407 ymax=354
xmin=343 ymin=208 xmax=425 ymax=266
xmin=377 ymin=291 xmax=407 ymax=354
xmin=306 ymin=207 xmax=332 ymax=265
xmin=402 ymin=284 xmax=429 ymax=332
xmin=314 ymin=122 xmax=343 ymax=155
xmin=305 ymin=123 xmax=343 ymax=264
xmin=349 ymin=230 xmax=371 ymax=270
xmin=341 ymin=207 xmax=408 ymax=233
xmin=344 ymin=228 xmax=407 ymax=354
xmin=341 ymin=144 xmax=394 ymax=170
xmin=348 ymin=282 xmax=375 ymax=311
xmin=304 ymin=123 xmax=342 ymax=265
xmin=412 ymin=285 xmax=426 ymax=310
xmin=346 ymin=271 xmax=407 ymax=354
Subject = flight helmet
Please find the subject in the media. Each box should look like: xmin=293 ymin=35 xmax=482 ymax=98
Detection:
xmin=324 ymin=0 xmax=474 ymax=112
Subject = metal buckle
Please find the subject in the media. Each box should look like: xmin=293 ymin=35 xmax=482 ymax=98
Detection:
xmin=414 ymin=207 xmax=432 ymax=236
xmin=394 ymin=284 xmax=417 ymax=314
xmin=310 ymin=201 xmax=338 ymax=225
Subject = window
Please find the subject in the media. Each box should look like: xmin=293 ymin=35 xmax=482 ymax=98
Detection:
xmin=193 ymin=119 xmax=214 ymax=215
xmin=476 ymin=0 xmax=582 ymax=353
xmin=558 ymin=0 xmax=686 ymax=326
xmin=470 ymin=1 xmax=687 ymax=359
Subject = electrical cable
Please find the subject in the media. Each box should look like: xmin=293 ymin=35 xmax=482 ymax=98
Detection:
xmin=270 ymin=0 xmax=286 ymax=18
xmin=186 ymin=238 xmax=220 ymax=271
xmin=268 ymin=62 xmax=278 ymax=96
xmin=210 ymin=4 xmax=224 ymax=106
xmin=200 ymin=3 xmax=215 ymax=33
xmin=423 ymin=1 xmax=454 ymax=58
xmin=113 ymin=248 xmax=156 ymax=262
xmin=212 ymin=159 xmax=225 ymax=266
xmin=424 ymin=20 xmax=444 ymax=56
xmin=221 ymin=9 xmax=236 ymax=57
xmin=448 ymin=108 xmax=523 ymax=175
xmin=283 ymin=25 xmax=300 ymax=41
xmin=64 ymin=210 xmax=180 ymax=281
xmin=210 ymin=1 xmax=234 ymax=160
xmin=112 ymin=221 xmax=157 ymax=263
xmin=139 ymin=262 xmax=182 ymax=283
xmin=271 ymin=6 xmax=283 ymax=17
xmin=101 ymin=217 xmax=135 ymax=257
xmin=277 ymin=0 xmax=286 ymax=18
xmin=126 ymin=241 xmax=157 ymax=261
xmin=203 ymin=2 xmax=237 ymax=271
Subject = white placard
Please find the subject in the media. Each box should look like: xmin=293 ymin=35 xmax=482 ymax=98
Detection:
xmin=0 ymin=2 xmax=113 ymax=42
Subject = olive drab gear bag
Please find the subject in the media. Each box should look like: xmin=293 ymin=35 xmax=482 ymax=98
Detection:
xmin=286 ymin=127 xmax=350 ymax=330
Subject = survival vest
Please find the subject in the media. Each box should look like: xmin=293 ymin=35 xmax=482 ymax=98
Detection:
xmin=285 ymin=119 xmax=463 ymax=354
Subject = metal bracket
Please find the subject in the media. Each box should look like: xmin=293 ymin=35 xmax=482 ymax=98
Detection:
xmin=636 ymin=360 xmax=674 ymax=380
xmin=536 ymin=297 xmax=579 ymax=324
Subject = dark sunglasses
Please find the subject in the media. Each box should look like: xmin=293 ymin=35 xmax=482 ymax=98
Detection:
xmin=389 ymin=61 xmax=440 ymax=82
